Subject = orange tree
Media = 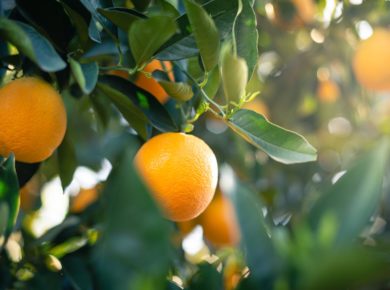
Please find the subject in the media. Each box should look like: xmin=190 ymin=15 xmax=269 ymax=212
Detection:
xmin=1 ymin=0 xmax=390 ymax=289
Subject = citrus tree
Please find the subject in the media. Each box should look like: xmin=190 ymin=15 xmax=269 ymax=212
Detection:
xmin=1 ymin=0 xmax=390 ymax=289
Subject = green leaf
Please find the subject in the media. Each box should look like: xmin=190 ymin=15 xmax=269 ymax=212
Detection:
xmin=184 ymin=0 xmax=220 ymax=72
xmin=231 ymin=183 xmax=280 ymax=284
xmin=158 ymin=81 xmax=194 ymax=102
xmin=188 ymin=263 xmax=223 ymax=290
xmin=228 ymin=109 xmax=317 ymax=164
xmin=129 ymin=15 xmax=177 ymax=68
xmin=131 ymin=0 xmax=152 ymax=11
xmin=63 ymin=255 xmax=94 ymax=290
xmin=233 ymin=0 xmax=258 ymax=78
xmin=203 ymin=65 xmax=220 ymax=99
xmin=0 ymin=18 xmax=66 ymax=72
xmin=69 ymin=58 xmax=99 ymax=94
xmin=221 ymin=46 xmax=248 ymax=103
xmin=57 ymin=132 xmax=77 ymax=190
xmin=97 ymin=82 xmax=148 ymax=140
xmin=98 ymin=8 xmax=145 ymax=32
xmin=299 ymin=247 xmax=390 ymax=290
xmin=61 ymin=2 xmax=90 ymax=49
xmin=92 ymin=145 xmax=172 ymax=290
xmin=308 ymin=139 xmax=390 ymax=247
xmin=0 ymin=155 xmax=20 ymax=238
xmin=98 ymin=75 xmax=178 ymax=133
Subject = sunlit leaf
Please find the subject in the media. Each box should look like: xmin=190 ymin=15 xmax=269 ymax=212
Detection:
xmin=69 ymin=58 xmax=99 ymax=94
xmin=228 ymin=109 xmax=317 ymax=164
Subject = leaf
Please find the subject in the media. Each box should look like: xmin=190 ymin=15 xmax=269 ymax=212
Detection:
xmin=158 ymin=81 xmax=194 ymax=102
xmin=92 ymin=146 xmax=172 ymax=290
xmin=308 ymin=139 xmax=390 ymax=247
xmin=63 ymin=255 xmax=94 ymax=290
xmin=188 ymin=263 xmax=223 ymax=290
xmin=57 ymin=132 xmax=77 ymax=190
xmin=98 ymin=75 xmax=178 ymax=132
xmin=98 ymin=7 xmax=146 ymax=32
xmin=221 ymin=46 xmax=248 ymax=103
xmin=0 ymin=18 xmax=66 ymax=72
xmin=61 ymin=2 xmax=90 ymax=49
xmin=299 ymin=247 xmax=390 ymax=290
xmin=97 ymin=82 xmax=148 ymax=140
xmin=231 ymin=183 xmax=280 ymax=285
xmin=203 ymin=65 xmax=220 ymax=99
xmin=228 ymin=109 xmax=317 ymax=164
xmin=156 ymin=0 xmax=238 ymax=60
xmin=69 ymin=58 xmax=99 ymax=94
xmin=184 ymin=0 xmax=220 ymax=72
xmin=0 ymin=155 xmax=20 ymax=238
xmin=129 ymin=16 xmax=177 ymax=68
xmin=233 ymin=0 xmax=258 ymax=78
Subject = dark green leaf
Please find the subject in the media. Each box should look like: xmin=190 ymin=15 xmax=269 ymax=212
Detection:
xmin=308 ymin=139 xmax=390 ymax=247
xmin=98 ymin=8 xmax=146 ymax=32
xmin=129 ymin=16 xmax=177 ymax=67
xmin=61 ymin=2 xmax=90 ymax=49
xmin=0 ymin=18 xmax=66 ymax=72
xmin=299 ymin=247 xmax=390 ymax=290
xmin=97 ymin=82 xmax=148 ymax=140
xmin=232 ymin=183 xmax=280 ymax=285
xmin=98 ymin=75 xmax=178 ymax=132
xmin=63 ymin=255 xmax=94 ymax=290
xmin=131 ymin=0 xmax=152 ymax=11
xmin=0 ymin=155 xmax=19 ymax=237
xmin=233 ymin=0 xmax=258 ymax=78
xmin=69 ymin=58 xmax=99 ymax=94
xmin=92 ymin=146 xmax=172 ymax=290
xmin=57 ymin=132 xmax=77 ymax=190
xmin=188 ymin=263 xmax=223 ymax=290
xmin=228 ymin=109 xmax=317 ymax=164
xmin=184 ymin=0 xmax=220 ymax=72
xmin=156 ymin=0 xmax=238 ymax=60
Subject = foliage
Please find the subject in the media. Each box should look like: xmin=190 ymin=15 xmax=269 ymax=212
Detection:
xmin=1 ymin=0 xmax=390 ymax=290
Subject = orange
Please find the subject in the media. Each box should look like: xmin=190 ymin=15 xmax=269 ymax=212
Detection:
xmin=108 ymin=69 xmax=129 ymax=79
xmin=244 ymin=99 xmax=270 ymax=119
xmin=0 ymin=77 xmax=67 ymax=163
xmin=177 ymin=219 xmax=198 ymax=237
xmin=224 ymin=256 xmax=243 ymax=290
xmin=134 ymin=132 xmax=218 ymax=222
xmin=135 ymin=59 xmax=174 ymax=104
xmin=199 ymin=191 xmax=240 ymax=247
xmin=70 ymin=185 xmax=101 ymax=213
xmin=353 ymin=29 xmax=390 ymax=91
xmin=316 ymin=79 xmax=340 ymax=103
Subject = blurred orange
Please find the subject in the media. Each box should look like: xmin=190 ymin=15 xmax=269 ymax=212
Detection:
xmin=353 ymin=28 xmax=390 ymax=91
xmin=316 ymin=79 xmax=340 ymax=103
xmin=177 ymin=219 xmax=198 ymax=237
xmin=244 ymin=99 xmax=270 ymax=119
xmin=199 ymin=191 xmax=240 ymax=247
xmin=108 ymin=69 xmax=129 ymax=79
xmin=224 ymin=257 xmax=243 ymax=290
xmin=70 ymin=185 xmax=101 ymax=213
xmin=267 ymin=0 xmax=316 ymax=30
xmin=135 ymin=60 xmax=174 ymax=104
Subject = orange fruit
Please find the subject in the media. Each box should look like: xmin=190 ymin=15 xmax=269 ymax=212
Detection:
xmin=316 ymin=79 xmax=340 ymax=103
xmin=135 ymin=59 xmax=174 ymax=104
xmin=108 ymin=69 xmax=129 ymax=79
xmin=353 ymin=29 xmax=390 ymax=91
xmin=244 ymin=99 xmax=270 ymax=119
xmin=199 ymin=191 xmax=240 ymax=247
xmin=134 ymin=132 xmax=218 ymax=222
xmin=70 ymin=185 xmax=101 ymax=213
xmin=0 ymin=77 xmax=67 ymax=163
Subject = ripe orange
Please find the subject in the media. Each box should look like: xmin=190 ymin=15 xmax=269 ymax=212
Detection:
xmin=0 ymin=77 xmax=67 ymax=163
xmin=135 ymin=59 xmax=174 ymax=104
xmin=134 ymin=132 xmax=218 ymax=222
xmin=199 ymin=191 xmax=240 ymax=247
xmin=353 ymin=29 xmax=390 ymax=91
xmin=244 ymin=99 xmax=270 ymax=119
xmin=177 ymin=219 xmax=198 ymax=237
xmin=70 ymin=185 xmax=101 ymax=213
xmin=316 ymin=79 xmax=340 ymax=103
